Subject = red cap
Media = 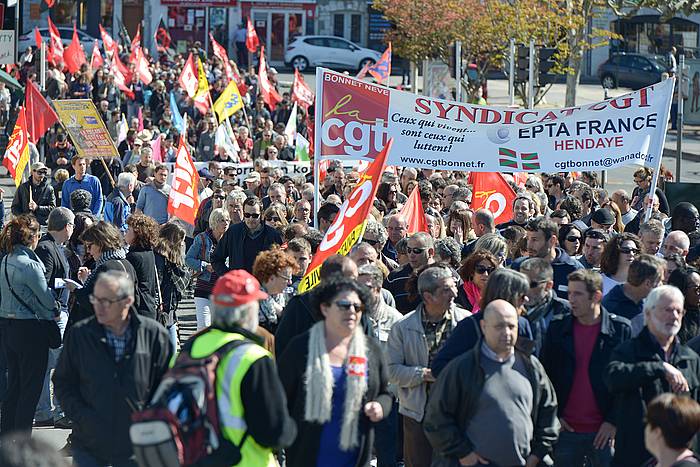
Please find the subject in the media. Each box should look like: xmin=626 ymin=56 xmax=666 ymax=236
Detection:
xmin=211 ymin=270 xmax=268 ymax=307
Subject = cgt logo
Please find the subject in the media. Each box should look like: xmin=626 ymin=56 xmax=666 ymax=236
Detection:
xmin=320 ymin=72 xmax=390 ymax=159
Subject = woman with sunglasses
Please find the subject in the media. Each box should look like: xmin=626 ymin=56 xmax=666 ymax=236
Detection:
xmin=376 ymin=182 xmax=400 ymax=211
xmin=631 ymin=167 xmax=670 ymax=215
xmin=600 ymin=232 xmax=643 ymax=296
xmin=558 ymin=224 xmax=584 ymax=258
xmin=277 ymin=276 xmax=391 ymax=467
xmin=252 ymin=247 xmax=298 ymax=334
xmin=263 ymin=202 xmax=289 ymax=233
xmin=458 ymin=251 xmax=499 ymax=313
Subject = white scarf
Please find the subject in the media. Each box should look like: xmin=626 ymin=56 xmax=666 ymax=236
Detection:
xmin=304 ymin=321 xmax=368 ymax=451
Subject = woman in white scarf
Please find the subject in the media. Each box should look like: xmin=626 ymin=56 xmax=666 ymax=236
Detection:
xmin=278 ymin=276 xmax=393 ymax=467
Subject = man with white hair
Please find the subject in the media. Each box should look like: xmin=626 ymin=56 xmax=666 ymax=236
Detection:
xmin=185 ymin=270 xmax=297 ymax=465
xmin=383 ymin=214 xmax=409 ymax=263
xmin=104 ymin=172 xmax=136 ymax=232
xmin=605 ymin=285 xmax=700 ymax=467
xmin=662 ymin=230 xmax=691 ymax=260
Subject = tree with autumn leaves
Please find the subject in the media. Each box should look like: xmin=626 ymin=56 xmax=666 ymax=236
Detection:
xmin=374 ymin=0 xmax=616 ymax=106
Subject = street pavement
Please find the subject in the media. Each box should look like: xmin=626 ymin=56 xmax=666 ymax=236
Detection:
xmin=9 ymin=71 xmax=700 ymax=453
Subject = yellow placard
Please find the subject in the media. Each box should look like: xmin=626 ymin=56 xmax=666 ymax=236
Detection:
xmin=52 ymin=99 xmax=120 ymax=158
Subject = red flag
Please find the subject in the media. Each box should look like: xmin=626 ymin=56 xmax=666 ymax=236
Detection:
xmin=90 ymin=40 xmax=104 ymax=70
xmin=179 ymin=53 xmax=198 ymax=98
xmin=64 ymin=24 xmax=87 ymax=74
xmin=292 ymin=68 xmax=314 ymax=110
xmin=356 ymin=61 xmax=370 ymax=80
xmin=151 ymin=135 xmax=163 ymax=163
xmin=45 ymin=0 xmax=55 ymax=7
xmin=168 ymin=135 xmax=200 ymax=225
xmin=133 ymin=47 xmax=152 ymax=84
xmin=47 ymin=16 xmax=64 ymax=67
xmin=132 ymin=24 xmax=141 ymax=50
xmin=155 ymin=18 xmax=171 ymax=53
xmin=306 ymin=111 xmax=314 ymax=156
xmin=209 ymin=33 xmax=233 ymax=82
xmin=368 ymin=43 xmax=392 ymax=84
xmin=111 ymin=55 xmax=135 ymax=100
xmin=246 ymin=17 xmax=259 ymax=53
xmin=513 ymin=172 xmax=528 ymax=189
xmin=299 ymin=140 xmax=393 ymax=293
xmin=3 ymin=107 xmax=31 ymax=187
xmin=233 ymin=68 xmax=247 ymax=96
xmin=471 ymin=172 xmax=517 ymax=224
xmin=99 ymin=24 xmax=117 ymax=55
xmin=34 ymin=27 xmax=43 ymax=50
xmin=399 ymin=186 xmax=429 ymax=234
xmin=258 ymin=47 xmax=282 ymax=111
xmin=25 ymin=80 xmax=59 ymax=145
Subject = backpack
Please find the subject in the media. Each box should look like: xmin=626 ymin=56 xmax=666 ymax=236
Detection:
xmin=129 ymin=336 xmax=249 ymax=467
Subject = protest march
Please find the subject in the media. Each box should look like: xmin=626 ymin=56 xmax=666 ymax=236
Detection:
xmin=1 ymin=10 xmax=700 ymax=467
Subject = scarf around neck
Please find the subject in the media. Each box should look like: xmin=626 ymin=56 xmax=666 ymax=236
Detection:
xmin=304 ymin=320 xmax=368 ymax=451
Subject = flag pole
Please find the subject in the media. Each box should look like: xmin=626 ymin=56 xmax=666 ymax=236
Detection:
xmin=313 ymin=67 xmax=323 ymax=229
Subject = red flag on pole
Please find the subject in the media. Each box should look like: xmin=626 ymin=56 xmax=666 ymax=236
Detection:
xmin=34 ymin=27 xmax=43 ymax=49
xmin=368 ymin=43 xmax=392 ymax=84
xmin=258 ymin=47 xmax=282 ymax=111
xmin=399 ymin=186 xmax=429 ymax=234
xmin=168 ymin=135 xmax=200 ymax=225
xmin=292 ymin=68 xmax=314 ymax=110
xmin=99 ymin=24 xmax=117 ymax=55
xmin=178 ymin=53 xmax=198 ymax=98
xmin=470 ymin=172 xmax=517 ymax=225
xmin=90 ymin=40 xmax=104 ymax=70
xmin=25 ymin=80 xmax=59 ymax=145
xmin=132 ymin=24 xmax=141 ymax=50
xmin=3 ymin=107 xmax=31 ymax=187
xmin=209 ymin=33 xmax=233 ymax=82
xmin=246 ymin=17 xmax=259 ymax=53
xmin=64 ymin=24 xmax=87 ymax=74
xmin=155 ymin=18 xmax=171 ymax=53
xmin=133 ymin=47 xmax=152 ymax=84
xmin=47 ymin=16 xmax=64 ymax=67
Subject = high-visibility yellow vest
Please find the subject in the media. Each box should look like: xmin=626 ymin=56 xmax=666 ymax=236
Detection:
xmin=190 ymin=328 xmax=276 ymax=467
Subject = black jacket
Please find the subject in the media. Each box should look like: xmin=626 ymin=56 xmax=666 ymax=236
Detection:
xmin=512 ymin=247 xmax=584 ymax=300
xmin=211 ymin=222 xmax=283 ymax=275
xmin=90 ymin=158 xmax=122 ymax=197
xmin=423 ymin=340 xmax=559 ymax=465
xmin=125 ymin=248 xmax=159 ymax=321
xmin=383 ymin=263 xmax=415 ymax=314
xmin=277 ymin=329 xmax=393 ymax=467
xmin=525 ymin=293 xmax=571 ymax=356
xmin=11 ymin=178 xmax=55 ymax=225
xmin=54 ymin=311 xmax=172 ymax=463
xmin=35 ymin=232 xmax=70 ymax=308
xmin=540 ymin=307 xmax=631 ymax=425
xmin=605 ymin=327 xmax=700 ymax=467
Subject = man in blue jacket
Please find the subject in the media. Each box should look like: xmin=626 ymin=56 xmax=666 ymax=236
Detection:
xmin=61 ymin=155 xmax=103 ymax=216
xmin=104 ymin=172 xmax=136 ymax=232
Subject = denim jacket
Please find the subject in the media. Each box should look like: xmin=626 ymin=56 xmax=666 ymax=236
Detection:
xmin=0 ymin=245 xmax=58 ymax=320
xmin=185 ymin=231 xmax=215 ymax=283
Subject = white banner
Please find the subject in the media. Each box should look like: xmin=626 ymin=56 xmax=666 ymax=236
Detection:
xmin=315 ymin=67 xmax=674 ymax=172
xmin=0 ymin=31 xmax=15 ymax=65
xmin=166 ymin=160 xmax=312 ymax=185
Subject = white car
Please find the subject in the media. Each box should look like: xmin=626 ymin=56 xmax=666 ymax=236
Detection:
xmin=284 ymin=35 xmax=381 ymax=72
xmin=18 ymin=27 xmax=102 ymax=57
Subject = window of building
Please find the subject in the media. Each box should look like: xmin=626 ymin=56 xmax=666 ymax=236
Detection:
xmin=350 ymin=14 xmax=361 ymax=43
xmin=332 ymin=13 xmax=364 ymax=45
xmin=333 ymin=14 xmax=345 ymax=38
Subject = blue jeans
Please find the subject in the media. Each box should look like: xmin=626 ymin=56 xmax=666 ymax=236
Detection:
xmin=167 ymin=323 xmax=178 ymax=353
xmin=35 ymin=311 xmax=68 ymax=421
xmin=72 ymin=446 xmax=138 ymax=467
xmin=553 ymin=431 xmax=613 ymax=467
xmin=374 ymin=399 xmax=399 ymax=467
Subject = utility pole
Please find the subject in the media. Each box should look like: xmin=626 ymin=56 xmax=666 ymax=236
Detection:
xmin=528 ymin=39 xmax=535 ymax=109
xmin=676 ymin=54 xmax=685 ymax=182
xmin=455 ymin=40 xmax=462 ymax=102
xmin=509 ymin=39 xmax=515 ymax=106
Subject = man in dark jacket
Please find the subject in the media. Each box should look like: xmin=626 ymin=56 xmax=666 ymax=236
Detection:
xmin=423 ymin=300 xmax=559 ymax=467
xmin=603 ymin=254 xmax=665 ymax=326
xmin=605 ymin=284 xmax=700 ymax=467
xmin=541 ymin=269 xmax=632 ymax=467
xmin=11 ymin=162 xmax=55 ymax=225
xmin=512 ymin=217 xmax=584 ymax=300
xmin=212 ymin=196 xmax=282 ymax=274
xmin=520 ymin=258 xmax=571 ymax=355
xmin=384 ymin=232 xmax=435 ymax=314
xmin=54 ymin=270 xmax=172 ymax=466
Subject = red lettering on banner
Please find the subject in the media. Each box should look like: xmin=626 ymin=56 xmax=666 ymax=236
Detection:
xmin=168 ymin=136 xmax=200 ymax=225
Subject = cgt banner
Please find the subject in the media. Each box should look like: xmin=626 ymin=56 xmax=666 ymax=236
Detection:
xmin=316 ymin=68 xmax=674 ymax=172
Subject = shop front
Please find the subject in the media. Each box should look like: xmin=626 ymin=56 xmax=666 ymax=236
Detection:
xmin=242 ymin=1 xmax=316 ymax=65
xmin=610 ymin=15 xmax=699 ymax=57
xmin=160 ymin=0 xmax=236 ymax=53
xmin=22 ymin=0 xmax=114 ymax=38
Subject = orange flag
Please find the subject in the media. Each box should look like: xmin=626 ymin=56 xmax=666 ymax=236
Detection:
xmin=299 ymin=139 xmax=393 ymax=293
xmin=168 ymin=135 xmax=200 ymax=225
xmin=25 ymin=80 xmax=59 ymax=145
xmin=3 ymin=107 xmax=31 ymax=187
xmin=399 ymin=186 xmax=429 ymax=234
xmin=471 ymin=172 xmax=516 ymax=224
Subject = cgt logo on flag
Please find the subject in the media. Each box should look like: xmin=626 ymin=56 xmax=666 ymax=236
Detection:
xmin=498 ymin=148 xmax=541 ymax=171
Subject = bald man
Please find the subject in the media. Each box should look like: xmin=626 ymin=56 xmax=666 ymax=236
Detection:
xmin=663 ymin=230 xmax=691 ymax=259
xmin=424 ymin=299 xmax=559 ymax=467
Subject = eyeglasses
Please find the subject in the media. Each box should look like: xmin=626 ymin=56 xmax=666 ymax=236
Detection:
xmin=619 ymin=247 xmax=639 ymax=254
xmin=407 ymin=247 xmax=427 ymax=255
xmin=243 ymin=212 xmax=260 ymax=219
xmin=364 ymin=238 xmax=380 ymax=246
xmin=566 ymin=236 xmax=581 ymax=242
xmin=475 ymin=265 xmax=495 ymax=275
xmin=89 ymin=294 xmax=127 ymax=307
xmin=213 ymin=195 xmax=225 ymax=200
xmin=334 ymin=299 xmax=364 ymax=312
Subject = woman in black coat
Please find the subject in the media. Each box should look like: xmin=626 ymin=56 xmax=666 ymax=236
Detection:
xmin=277 ymin=277 xmax=392 ymax=467
xmin=124 ymin=214 xmax=160 ymax=321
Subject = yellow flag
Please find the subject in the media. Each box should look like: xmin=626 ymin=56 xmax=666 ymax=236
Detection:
xmin=193 ymin=58 xmax=211 ymax=114
xmin=213 ymin=79 xmax=243 ymax=121
xmin=2 ymin=107 xmax=31 ymax=187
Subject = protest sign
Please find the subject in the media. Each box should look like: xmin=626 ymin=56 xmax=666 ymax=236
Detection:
xmin=52 ymin=100 xmax=120 ymax=158
xmin=165 ymin=160 xmax=312 ymax=185
xmin=315 ymin=68 xmax=674 ymax=172
xmin=0 ymin=30 xmax=14 ymax=64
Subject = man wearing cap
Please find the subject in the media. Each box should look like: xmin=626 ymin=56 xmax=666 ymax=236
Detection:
xmin=244 ymin=171 xmax=263 ymax=198
xmin=186 ymin=269 xmax=297 ymax=465
xmin=61 ymin=155 xmax=103 ymax=216
xmin=11 ymin=162 xmax=56 ymax=225
xmin=590 ymin=208 xmax=616 ymax=234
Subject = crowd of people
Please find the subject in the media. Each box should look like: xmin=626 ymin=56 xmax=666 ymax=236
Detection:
xmin=0 ymin=38 xmax=698 ymax=467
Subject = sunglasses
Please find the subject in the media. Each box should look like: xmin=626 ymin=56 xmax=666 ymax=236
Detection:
xmin=619 ymin=247 xmax=639 ymax=254
xmin=243 ymin=212 xmax=260 ymax=219
xmin=530 ymin=279 xmax=547 ymax=288
xmin=364 ymin=238 xmax=380 ymax=246
xmin=267 ymin=216 xmax=281 ymax=222
xmin=334 ymin=299 xmax=364 ymax=312
xmin=408 ymin=247 xmax=427 ymax=255
xmin=213 ymin=195 xmax=225 ymax=200
xmin=566 ymin=236 xmax=581 ymax=242
xmin=475 ymin=265 xmax=495 ymax=275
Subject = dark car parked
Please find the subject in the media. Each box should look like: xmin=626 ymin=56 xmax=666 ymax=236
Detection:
xmin=597 ymin=53 xmax=669 ymax=90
